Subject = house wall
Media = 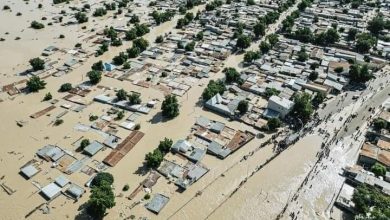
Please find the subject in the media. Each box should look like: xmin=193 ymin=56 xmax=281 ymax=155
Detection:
xmin=267 ymin=100 xmax=291 ymax=118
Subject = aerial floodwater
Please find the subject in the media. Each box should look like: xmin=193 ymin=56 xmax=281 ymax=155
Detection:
xmin=0 ymin=0 xmax=389 ymax=220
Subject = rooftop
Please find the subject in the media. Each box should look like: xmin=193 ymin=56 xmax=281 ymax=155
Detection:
xmin=145 ymin=194 xmax=170 ymax=214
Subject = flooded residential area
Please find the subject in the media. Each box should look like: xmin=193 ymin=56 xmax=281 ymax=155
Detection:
xmin=0 ymin=0 xmax=389 ymax=220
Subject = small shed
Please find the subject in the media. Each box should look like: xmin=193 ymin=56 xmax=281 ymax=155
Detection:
xmin=37 ymin=145 xmax=65 ymax=161
xmin=55 ymin=175 xmax=70 ymax=187
xmin=41 ymin=183 xmax=62 ymax=200
xmin=210 ymin=121 xmax=225 ymax=134
xmin=104 ymin=135 xmax=121 ymax=149
xmin=66 ymin=184 xmax=85 ymax=200
xmin=83 ymin=141 xmax=104 ymax=156
xmin=145 ymin=194 xmax=170 ymax=214
xmin=20 ymin=164 xmax=40 ymax=179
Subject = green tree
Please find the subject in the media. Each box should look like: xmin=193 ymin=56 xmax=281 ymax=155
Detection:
xmin=196 ymin=31 xmax=203 ymax=41
xmin=312 ymin=92 xmax=325 ymax=108
xmin=158 ymin=138 xmax=173 ymax=154
xmin=59 ymin=83 xmax=72 ymax=92
xmin=373 ymin=118 xmax=387 ymax=131
xmin=310 ymin=62 xmax=319 ymax=70
xmin=133 ymin=38 xmax=149 ymax=51
xmin=308 ymin=72 xmax=318 ymax=81
xmin=185 ymin=41 xmax=196 ymax=51
xmin=92 ymin=60 xmax=104 ymax=71
xmin=247 ymin=0 xmax=255 ymax=5
xmin=155 ymin=35 xmax=164 ymax=43
xmin=267 ymin=34 xmax=279 ymax=46
xmin=334 ymin=67 xmax=344 ymax=73
xmin=130 ymin=15 xmax=139 ymax=24
xmin=112 ymin=52 xmax=128 ymax=65
xmin=161 ymin=95 xmax=179 ymax=118
xmin=87 ymin=70 xmax=102 ymax=85
xmin=253 ymin=22 xmax=265 ymax=38
xmin=260 ymin=41 xmax=270 ymax=54
xmin=43 ymin=92 xmax=52 ymax=101
xmin=26 ymin=76 xmax=46 ymax=92
xmin=116 ymin=89 xmax=127 ymax=101
xmin=237 ymin=100 xmax=249 ymax=114
xmin=116 ymin=111 xmax=125 ymax=120
xmin=349 ymin=64 xmax=373 ymax=83
xmin=291 ymin=92 xmax=313 ymax=123
xmin=29 ymin=57 xmax=45 ymax=71
xmin=356 ymin=33 xmax=376 ymax=53
xmin=202 ymin=80 xmax=226 ymax=100
xmin=31 ymin=21 xmax=45 ymax=29
xmin=264 ymin=88 xmax=280 ymax=99
xmin=297 ymin=48 xmax=308 ymax=62
xmin=347 ymin=28 xmax=358 ymax=41
xmin=127 ymin=47 xmax=140 ymax=58
xmin=145 ymin=149 xmax=163 ymax=168
xmin=236 ymin=35 xmax=251 ymax=49
xmin=293 ymin=27 xmax=313 ymax=43
xmin=224 ymin=67 xmax=241 ymax=84
xmin=93 ymin=7 xmax=107 ymax=17
xmin=87 ymin=181 xmax=115 ymax=219
xmin=75 ymin=12 xmax=88 ymax=23
xmin=298 ymin=0 xmax=310 ymax=11
xmin=125 ymin=29 xmax=137 ymax=40
xmin=352 ymin=184 xmax=390 ymax=217
xmin=92 ymin=172 xmax=114 ymax=187
xmin=128 ymin=92 xmax=141 ymax=105
xmin=123 ymin=62 xmax=131 ymax=69
xmin=367 ymin=15 xmax=385 ymax=36
xmin=244 ymin=51 xmax=260 ymax=63
xmin=371 ymin=163 xmax=387 ymax=177
xmin=80 ymin=139 xmax=90 ymax=150
xmin=267 ymin=118 xmax=282 ymax=131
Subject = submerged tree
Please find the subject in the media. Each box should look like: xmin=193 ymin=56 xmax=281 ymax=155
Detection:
xmin=161 ymin=95 xmax=179 ymax=119
xmin=29 ymin=57 xmax=45 ymax=71
xmin=26 ymin=76 xmax=46 ymax=92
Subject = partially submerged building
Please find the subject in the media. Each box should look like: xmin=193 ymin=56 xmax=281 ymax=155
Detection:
xmin=145 ymin=194 xmax=170 ymax=214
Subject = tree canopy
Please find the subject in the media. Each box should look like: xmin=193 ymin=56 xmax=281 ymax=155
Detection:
xmin=87 ymin=70 xmax=102 ymax=85
xmin=236 ymin=35 xmax=251 ymax=49
xmin=253 ymin=22 xmax=266 ymax=38
xmin=145 ymin=149 xmax=164 ymax=168
xmin=267 ymin=118 xmax=282 ymax=131
xmin=291 ymin=92 xmax=313 ymax=123
xmin=29 ymin=57 xmax=45 ymax=71
xmin=26 ymin=76 xmax=46 ymax=92
xmin=116 ymin=89 xmax=127 ymax=101
xmin=202 ymin=80 xmax=226 ymax=101
xmin=367 ymin=15 xmax=385 ymax=36
xmin=244 ymin=51 xmax=260 ymax=63
xmin=92 ymin=172 xmax=114 ymax=187
xmin=87 ymin=181 xmax=115 ymax=219
xmin=59 ymin=83 xmax=72 ymax=92
xmin=355 ymin=33 xmax=376 ymax=53
xmin=371 ymin=163 xmax=387 ymax=177
xmin=237 ymin=100 xmax=249 ymax=114
xmin=158 ymin=138 xmax=173 ymax=154
xmin=161 ymin=95 xmax=180 ymax=119
xmin=128 ymin=92 xmax=141 ymax=105
xmin=352 ymin=185 xmax=390 ymax=219
xmin=349 ymin=64 xmax=373 ymax=83
xmin=224 ymin=67 xmax=241 ymax=84
xmin=264 ymin=88 xmax=280 ymax=99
